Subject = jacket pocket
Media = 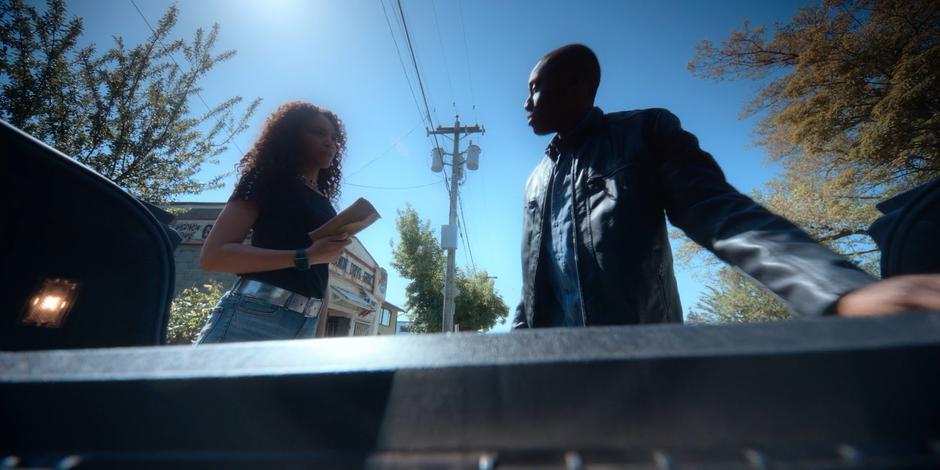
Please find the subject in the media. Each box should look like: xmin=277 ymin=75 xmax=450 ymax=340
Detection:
xmin=587 ymin=163 xmax=634 ymax=201
xmin=527 ymin=198 xmax=540 ymax=212
xmin=586 ymin=163 xmax=638 ymax=270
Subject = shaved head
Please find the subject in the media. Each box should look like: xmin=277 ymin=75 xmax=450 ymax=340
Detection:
xmin=524 ymin=44 xmax=601 ymax=136
xmin=540 ymin=44 xmax=601 ymax=98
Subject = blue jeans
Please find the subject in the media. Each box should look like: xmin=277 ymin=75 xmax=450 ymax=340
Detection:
xmin=195 ymin=292 xmax=320 ymax=344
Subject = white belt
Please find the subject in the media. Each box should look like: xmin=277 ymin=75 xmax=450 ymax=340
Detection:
xmin=233 ymin=278 xmax=322 ymax=318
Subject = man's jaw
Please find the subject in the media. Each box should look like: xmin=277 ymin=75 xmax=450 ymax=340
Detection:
xmin=528 ymin=114 xmax=553 ymax=135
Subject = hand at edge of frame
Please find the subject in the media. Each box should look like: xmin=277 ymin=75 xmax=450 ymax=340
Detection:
xmin=836 ymin=274 xmax=940 ymax=317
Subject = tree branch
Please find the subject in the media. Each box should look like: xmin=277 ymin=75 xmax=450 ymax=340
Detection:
xmin=815 ymin=228 xmax=870 ymax=242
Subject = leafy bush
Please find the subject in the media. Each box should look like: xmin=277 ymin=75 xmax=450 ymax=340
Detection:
xmin=167 ymin=282 xmax=224 ymax=344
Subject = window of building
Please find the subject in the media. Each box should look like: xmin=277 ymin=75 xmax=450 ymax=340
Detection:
xmin=325 ymin=317 xmax=346 ymax=337
xmin=353 ymin=321 xmax=371 ymax=336
xmin=349 ymin=264 xmax=362 ymax=279
xmin=336 ymin=256 xmax=348 ymax=270
xmin=362 ymin=272 xmax=374 ymax=286
xmin=380 ymin=309 xmax=392 ymax=326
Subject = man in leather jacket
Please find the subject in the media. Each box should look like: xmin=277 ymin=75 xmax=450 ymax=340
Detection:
xmin=513 ymin=44 xmax=940 ymax=329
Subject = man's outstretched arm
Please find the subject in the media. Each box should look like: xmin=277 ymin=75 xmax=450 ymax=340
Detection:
xmin=650 ymin=109 xmax=940 ymax=317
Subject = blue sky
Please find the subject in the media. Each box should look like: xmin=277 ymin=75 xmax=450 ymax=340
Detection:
xmin=69 ymin=0 xmax=808 ymax=332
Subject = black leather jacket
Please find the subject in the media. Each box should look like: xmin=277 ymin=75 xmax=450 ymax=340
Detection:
xmin=513 ymin=108 xmax=875 ymax=328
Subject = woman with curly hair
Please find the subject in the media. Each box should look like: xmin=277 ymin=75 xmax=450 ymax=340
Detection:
xmin=195 ymin=101 xmax=350 ymax=343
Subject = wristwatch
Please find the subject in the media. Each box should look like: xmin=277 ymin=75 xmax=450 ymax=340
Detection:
xmin=294 ymin=249 xmax=310 ymax=271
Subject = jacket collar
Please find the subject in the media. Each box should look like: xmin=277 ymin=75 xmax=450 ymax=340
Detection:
xmin=546 ymin=107 xmax=604 ymax=161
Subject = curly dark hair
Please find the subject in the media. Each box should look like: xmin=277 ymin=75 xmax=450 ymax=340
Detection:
xmin=234 ymin=101 xmax=346 ymax=203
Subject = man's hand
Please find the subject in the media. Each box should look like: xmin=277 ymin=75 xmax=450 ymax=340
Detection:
xmin=836 ymin=274 xmax=940 ymax=317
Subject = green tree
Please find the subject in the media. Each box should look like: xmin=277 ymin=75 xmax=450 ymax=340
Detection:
xmin=166 ymin=281 xmax=223 ymax=344
xmin=680 ymin=0 xmax=937 ymax=322
xmin=391 ymin=205 xmax=508 ymax=333
xmin=390 ymin=205 xmax=445 ymax=331
xmin=454 ymin=270 xmax=509 ymax=333
xmin=0 ymin=0 xmax=260 ymax=204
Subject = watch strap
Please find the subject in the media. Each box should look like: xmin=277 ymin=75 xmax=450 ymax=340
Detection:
xmin=294 ymin=248 xmax=310 ymax=270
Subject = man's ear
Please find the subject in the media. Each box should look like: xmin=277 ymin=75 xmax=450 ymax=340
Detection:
xmin=572 ymin=77 xmax=593 ymax=103
xmin=565 ymin=74 xmax=582 ymax=91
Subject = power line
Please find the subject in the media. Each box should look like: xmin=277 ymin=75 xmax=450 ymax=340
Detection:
xmin=395 ymin=0 xmax=441 ymax=146
xmin=345 ymin=120 xmax=422 ymax=178
xmin=431 ymin=0 xmax=456 ymax=114
xmin=128 ymin=0 xmax=247 ymax=157
xmin=459 ymin=226 xmax=472 ymax=273
xmin=379 ymin=0 xmax=428 ymax=129
xmin=441 ymin=165 xmax=453 ymax=200
xmin=387 ymin=0 xmax=452 ymax=184
xmin=379 ymin=0 xmax=451 ymax=197
xmin=457 ymin=0 xmax=479 ymax=121
xmin=393 ymin=0 xmax=448 ymax=201
xmin=457 ymin=213 xmax=473 ymax=272
xmin=344 ymin=180 xmax=443 ymax=191
xmin=457 ymin=192 xmax=477 ymax=271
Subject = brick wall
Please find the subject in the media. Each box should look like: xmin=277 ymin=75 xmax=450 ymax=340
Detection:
xmin=172 ymin=245 xmax=237 ymax=295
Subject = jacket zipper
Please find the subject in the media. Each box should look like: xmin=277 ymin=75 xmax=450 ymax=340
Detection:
xmin=570 ymin=155 xmax=588 ymax=327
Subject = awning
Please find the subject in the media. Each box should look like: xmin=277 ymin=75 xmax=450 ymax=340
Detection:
xmin=330 ymin=286 xmax=372 ymax=310
xmin=362 ymin=289 xmax=376 ymax=305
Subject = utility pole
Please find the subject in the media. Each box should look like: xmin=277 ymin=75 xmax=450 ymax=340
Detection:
xmin=428 ymin=115 xmax=484 ymax=333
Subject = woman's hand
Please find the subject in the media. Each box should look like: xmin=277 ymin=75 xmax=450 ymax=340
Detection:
xmin=200 ymin=202 xmax=351 ymax=273
xmin=306 ymin=233 xmax=351 ymax=264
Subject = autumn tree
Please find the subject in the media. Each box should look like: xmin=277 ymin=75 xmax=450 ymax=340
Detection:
xmin=689 ymin=0 xmax=938 ymax=191
xmin=0 ymin=0 xmax=260 ymax=203
xmin=391 ymin=205 xmax=508 ymax=333
xmin=682 ymin=0 xmax=937 ymax=322
xmin=686 ymin=268 xmax=790 ymax=324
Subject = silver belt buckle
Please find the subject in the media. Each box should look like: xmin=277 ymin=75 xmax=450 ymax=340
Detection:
xmin=237 ymin=279 xmax=320 ymax=318
xmin=284 ymin=293 xmax=321 ymax=318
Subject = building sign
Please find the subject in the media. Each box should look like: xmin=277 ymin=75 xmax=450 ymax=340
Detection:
xmin=171 ymin=219 xmax=252 ymax=246
xmin=173 ymin=220 xmax=215 ymax=246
